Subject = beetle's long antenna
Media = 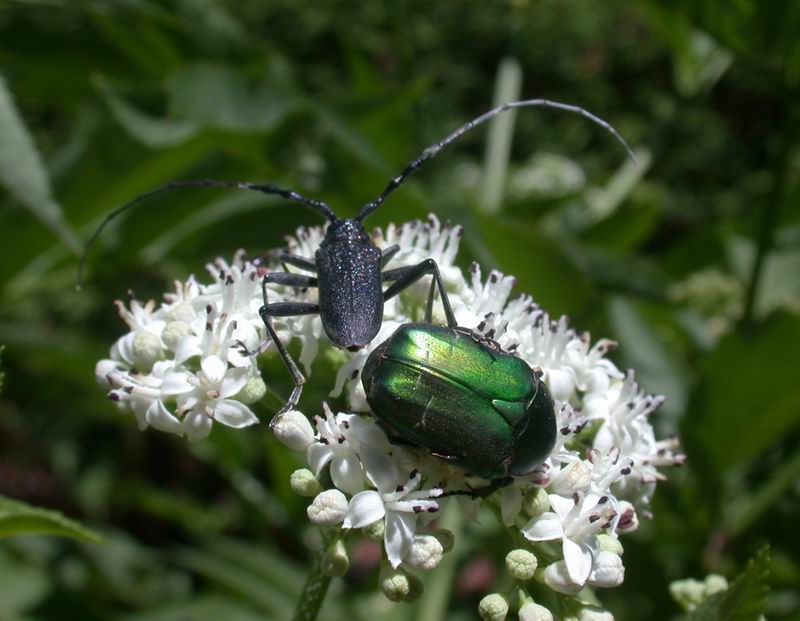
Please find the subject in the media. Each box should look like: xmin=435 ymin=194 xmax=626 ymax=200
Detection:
xmin=77 ymin=179 xmax=336 ymax=289
xmin=357 ymin=99 xmax=636 ymax=222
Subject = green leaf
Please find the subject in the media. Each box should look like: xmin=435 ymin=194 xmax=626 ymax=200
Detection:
xmin=687 ymin=547 xmax=770 ymax=621
xmin=0 ymin=75 xmax=81 ymax=254
xmin=94 ymin=75 xmax=198 ymax=148
xmin=692 ymin=313 xmax=800 ymax=470
xmin=0 ymin=496 xmax=101 ymax=542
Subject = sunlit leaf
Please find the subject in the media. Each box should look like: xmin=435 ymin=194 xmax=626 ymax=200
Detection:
xmin=0 ymin=496 xmax=100 ymax=542
xmin=0 ymin=75 xmax=81 ymax=254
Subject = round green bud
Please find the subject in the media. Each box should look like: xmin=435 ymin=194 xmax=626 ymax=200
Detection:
xmin=506 ymin=548 xmax=538 ymax=581
xmin=408 ymin=535 xmax=444 ymax=571
xmin=379 ymin=565 xmax=423 ymax=602
xmin=596 ymin=533 xmax=624 ymax=556
xmin=523 ymin=487 xmax=549 ymax=517
xmin=236 ymin=375 xmax=267 ymax=405
xmin=478 ymin=593 xmax=509 ymax=621
xmin=430 ymin=528 xmax=455 ymax=553
xmin=162 ymin=320 xmax=190 ymax=350
xmin=290 ymin=469 xmax=323 ymax=497
xmin=321 ymin=539 xmax=349 ymax=577
xmin=361 ymin=519 xmax=385 ymax=541
xmin=306 ymin=489 xmax=347 ymax=525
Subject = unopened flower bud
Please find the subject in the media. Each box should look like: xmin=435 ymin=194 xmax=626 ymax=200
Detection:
xmin=131 ymin=331 xmax=163 ymax=369
xmin=407 ymin=535 xmax=444 ymax=571
xmin=162 ymin=320 xmax=190 ymax=350
xmin=669 ymin=578 xmax=706 ymax=611
xmin=379 ymin=565 xmax=423 ymax=602
xmin=478 ymin=593 xmax=508 ymax=621
xmin=321 ymin=539 xmax=349 ymax=577
xmin=167 ymin=302 xmax=195 ymax=323
xmin=543 ymin=561 xmax=582 ymax=595
xmin=307 ymin=489 xmax=347 ymax=525
xmin=519 ymin=602 xmax=554 ymax=621
xmin=588 ymin=551 xmax=624 ymax=588
xmin=430 ymin=528 xmax=455 ymax=553
xmin=506 ymin=549 xmax=538 ymax=581
xmin=523 ymin=488 xmax=549 ymax=517
xmin=290 ymin=469 xmax=323 ymax=497
xmin=273 ymin=410 xmax=315 ymax=451
xmin=95 ymin=359 xmax=118 ymax=386
xmin=361 ymin=518 xmax=385 ymax=541
xmin=576 ymin=606 xmax=615 ymax=621
xmin=704 ymin=574 xmax=728 ymax=595
xmin=596 ymin=533 xmax=624 ymax=556
xmin=236 ymin=376 xmax=267 ymax=405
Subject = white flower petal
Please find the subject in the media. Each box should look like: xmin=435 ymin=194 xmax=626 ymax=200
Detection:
xmin=343 ymin=491 xmax=385 ymax=529
xmin=549 ymin=494 xmax=577 ymax=519
xmin=183 ymin=410 xmax=212 ymax=442
xmin=522 ymin=512 xmax=563 ymax=541
xmin=162 ymin=371 xmax=193 ymax=395
xmin=562 ymin=538 xmax=592 ymax=585
xmin=384 ymin=511 xmax=415 ymax=568
xmin=213 ymin=399 xmax=258 ymax=428
xmin=360 ymin=446 xmax=398 ymax=494
xmin=174 ymin=334 xmax=202 ymax=364
xmin=307 ymin=443 xmax=334 ymax=476
xmin=201 ymin=355 xmax=227 ymax=385
xmin=219 ymin=367 xmax=249 ymax=399
xmin=331 ymin=453 xmax=365 ymax=495
xmin=145 ymin=400 xmax=183 ymax=435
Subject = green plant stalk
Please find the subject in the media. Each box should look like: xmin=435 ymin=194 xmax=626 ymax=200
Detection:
xmin=415 ymin=501 xmax=463 ymax=619
xmin=742 ymin=114 xmax=796 ymax=325
xmin=291 ymin=526 xmax=340 ymax=621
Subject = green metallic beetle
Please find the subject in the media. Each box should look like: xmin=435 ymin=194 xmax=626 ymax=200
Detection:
xmin=361 ymin=288 xmax=557 ymax=482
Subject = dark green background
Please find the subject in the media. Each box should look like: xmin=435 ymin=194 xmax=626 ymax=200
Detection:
xmin=0 ymin=1 xmax=798 ymax=619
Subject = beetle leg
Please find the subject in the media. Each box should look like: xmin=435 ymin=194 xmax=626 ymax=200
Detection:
xmin=255 ymin=249 xmax=318 ymax=273
xmin=263 ymin=272 xmax=318 ymax=288
xmin=380 ymin=244 xmax=401 ymax=267
xmin=381 ymin=258 xmax=457 ymax=328
xmin=253 ymin=276 xmax=320 ymax=426
xmin=442 ymin=477 xmax=513 ymax=499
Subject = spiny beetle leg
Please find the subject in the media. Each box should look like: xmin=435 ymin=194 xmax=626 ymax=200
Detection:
xmin=381 ymin=258 xmax=457 ymax=328
xmin=380 ymin=244 xmax=401 ymax=268
xmin=263 ymin=272 xmax=318 ymax=288
xmin=442 ymin=477 xmax=513 ymax=499
xmin=255 ymin=249 xmax=318 ymax=273
xmin=254 ymin=276 xmax=316 ymax=426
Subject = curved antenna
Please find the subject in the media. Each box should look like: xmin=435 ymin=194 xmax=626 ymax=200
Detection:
xmin=77 ymin=179 xmax=336 ymax=289
xmin=357 ymin=99 xmax=637 ymax=222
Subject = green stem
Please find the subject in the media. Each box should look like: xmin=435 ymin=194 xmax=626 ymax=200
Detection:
xmin=742 ymin=114 xmax=796 ymax=325
xmin=415 ymin=502 xmax=463 ymax=619
xmin=291 ymin=527 xmax=339 ymax=621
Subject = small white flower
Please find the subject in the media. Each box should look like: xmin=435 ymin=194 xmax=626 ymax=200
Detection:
xmin=343 ymin=455 xmax=442 ymax=568
xmin=522 ymin=493 xmax=616 ymax=586
xmin=176 ymin=355 xmax=259 ymax=441
xmin=307 ymin=489 xmax=348 ymax=525
xmin=306 ymin=404 xmax=390 ymax=495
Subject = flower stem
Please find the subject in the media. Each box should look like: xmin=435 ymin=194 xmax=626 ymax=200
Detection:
xmin=291 ymin=527 xmax=339 ymax=621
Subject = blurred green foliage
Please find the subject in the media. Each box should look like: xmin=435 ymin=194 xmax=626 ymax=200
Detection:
xmin=1 ymin=1 xmax=799 ymax=619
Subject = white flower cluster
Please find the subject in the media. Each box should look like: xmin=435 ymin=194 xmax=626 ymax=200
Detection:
xmin=96 ymin=215 xmax=684 ymax=615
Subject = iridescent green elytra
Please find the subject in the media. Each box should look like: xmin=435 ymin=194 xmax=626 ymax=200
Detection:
xmin=361 ymin=323 xmax=557 ymax=479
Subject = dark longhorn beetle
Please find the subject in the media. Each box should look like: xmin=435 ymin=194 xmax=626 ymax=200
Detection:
xmin=79 ymin=99 xmax=634 ymax=425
